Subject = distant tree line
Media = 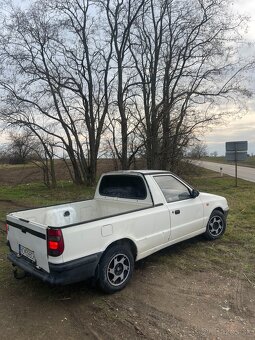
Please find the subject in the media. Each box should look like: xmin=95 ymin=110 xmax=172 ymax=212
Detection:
xmin=0 ymin=0 xmax=253 ymax=187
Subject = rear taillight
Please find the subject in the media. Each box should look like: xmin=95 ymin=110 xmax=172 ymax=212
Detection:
xmin=5 ymin=223 xmax=9 ymax=234
xmin=47 ymin=228 xmax=64 ymax=257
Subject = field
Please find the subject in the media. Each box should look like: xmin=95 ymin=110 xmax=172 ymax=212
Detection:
xmin=0 ymin=165 xmax=254 ymax=339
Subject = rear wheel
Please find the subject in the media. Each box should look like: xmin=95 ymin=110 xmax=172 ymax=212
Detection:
xmin=98 ymin=245 xmax=134 ymax=294
xmin=205 ymin=210 xmax=226 ymax=240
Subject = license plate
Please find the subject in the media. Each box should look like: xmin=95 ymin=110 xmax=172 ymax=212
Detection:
xmin=19 ymin=245 xmax=36 ymax=262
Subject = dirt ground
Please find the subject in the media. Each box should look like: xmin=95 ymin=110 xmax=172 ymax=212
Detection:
xmin=0 ymin=165 xmax=254 ymax=339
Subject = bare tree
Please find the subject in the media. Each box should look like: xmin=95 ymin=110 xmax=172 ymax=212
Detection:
xmin=0 ymin=0 xmax=113 ymax=185
xmin=100 ymin=0 xmax=146 ymax=169
xmin=47 ymin=0 xmax=114 ymax=183
xmin=130 ymin=0 xmax=253 ymax=171
xmin=27 ymin=130 xmax=57 ymax=189
xmin=8 ymin=131 xmax=34 ymax=164
xmin=4 ymin=127 xmax=58 ymax=187
xmin=188 ymin=141 xmax=208 ymax=159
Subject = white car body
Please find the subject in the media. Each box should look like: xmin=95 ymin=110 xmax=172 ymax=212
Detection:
xmin=6 ymin=170 xmax=229 ymax=287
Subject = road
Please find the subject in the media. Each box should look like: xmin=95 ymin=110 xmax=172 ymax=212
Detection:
xmin=193 ymin=160 xmax=255 ymax=183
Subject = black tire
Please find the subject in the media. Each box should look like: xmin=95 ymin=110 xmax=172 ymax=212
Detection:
xmin=98 ymin=245 xmax=134 ymax=294
xmin=205 ymin=210 xmax=226 ymax=240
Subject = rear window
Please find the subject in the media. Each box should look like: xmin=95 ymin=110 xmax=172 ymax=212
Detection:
xmin=99 ymin=175 xmax=147 ymax=200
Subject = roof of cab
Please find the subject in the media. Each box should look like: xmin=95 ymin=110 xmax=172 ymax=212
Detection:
xmin=102 ymin=170 xmax=171 ymax=176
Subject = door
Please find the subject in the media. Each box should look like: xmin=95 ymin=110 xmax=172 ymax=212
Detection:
xmin=153 ymin=175 xmax=204 ymax=241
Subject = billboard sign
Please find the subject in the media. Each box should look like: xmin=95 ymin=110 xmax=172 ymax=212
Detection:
xmin=225 ymin=141 xmax=248 ymax=187
xmin=226 ymin=141 xmax=248 ymax=152
xmin=225 ymin=141 xmax=248 ymax=162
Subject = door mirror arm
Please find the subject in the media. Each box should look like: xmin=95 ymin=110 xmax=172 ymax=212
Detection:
xmin=191 ymin=189 xmax=200 ymax=198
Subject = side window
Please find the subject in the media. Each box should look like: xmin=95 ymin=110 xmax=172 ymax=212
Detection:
xmin=154 ymin=176 xmax=191 ymax=203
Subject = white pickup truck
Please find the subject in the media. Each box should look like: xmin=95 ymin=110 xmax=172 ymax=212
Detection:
xmin=6 ymin=170 xmax=229 ymax=293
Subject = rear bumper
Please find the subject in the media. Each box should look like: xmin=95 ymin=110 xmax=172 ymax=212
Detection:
xmin=7 ymin=252 xmax=102 ymax=285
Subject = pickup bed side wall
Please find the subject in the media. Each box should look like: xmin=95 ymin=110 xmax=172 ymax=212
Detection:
xmin=60 ymin=204 xmax=170 ymax=264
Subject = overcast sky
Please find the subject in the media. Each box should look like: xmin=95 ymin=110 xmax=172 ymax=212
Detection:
xmin=205 ymin=0 xmax=255 ymax=156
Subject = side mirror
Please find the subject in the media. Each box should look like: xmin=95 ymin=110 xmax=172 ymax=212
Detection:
xmin=191 ymin=189 xmax=199 ymax=198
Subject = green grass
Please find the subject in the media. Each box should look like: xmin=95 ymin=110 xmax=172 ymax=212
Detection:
xmin=0 ymin=169 xmax=255 ymax=285
xmin=0 ymin=181 xmax=94 ymax=203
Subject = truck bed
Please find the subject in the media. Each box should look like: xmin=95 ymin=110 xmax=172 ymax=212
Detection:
xmin=9 ymin=198 xmax=152 ymax=228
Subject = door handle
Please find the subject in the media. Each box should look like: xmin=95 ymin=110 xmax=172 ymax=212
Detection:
xmin=174 ymin=210 xmax=180 ymax=215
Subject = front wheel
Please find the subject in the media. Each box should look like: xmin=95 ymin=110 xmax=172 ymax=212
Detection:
xmin=205 ymin=210 xmax=226 ymax=240
xmin=98 ymin=245 xmax=134 ymax=294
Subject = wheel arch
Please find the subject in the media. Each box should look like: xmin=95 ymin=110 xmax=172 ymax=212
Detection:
xmin=102 ymin=238 xmax=138 ymax=261
xmin=211 ymin=207 xmax=224 ymax=215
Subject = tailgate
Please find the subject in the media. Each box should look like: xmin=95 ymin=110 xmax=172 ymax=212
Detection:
xmin=7 ymin=215 xmax=49 ymax=272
